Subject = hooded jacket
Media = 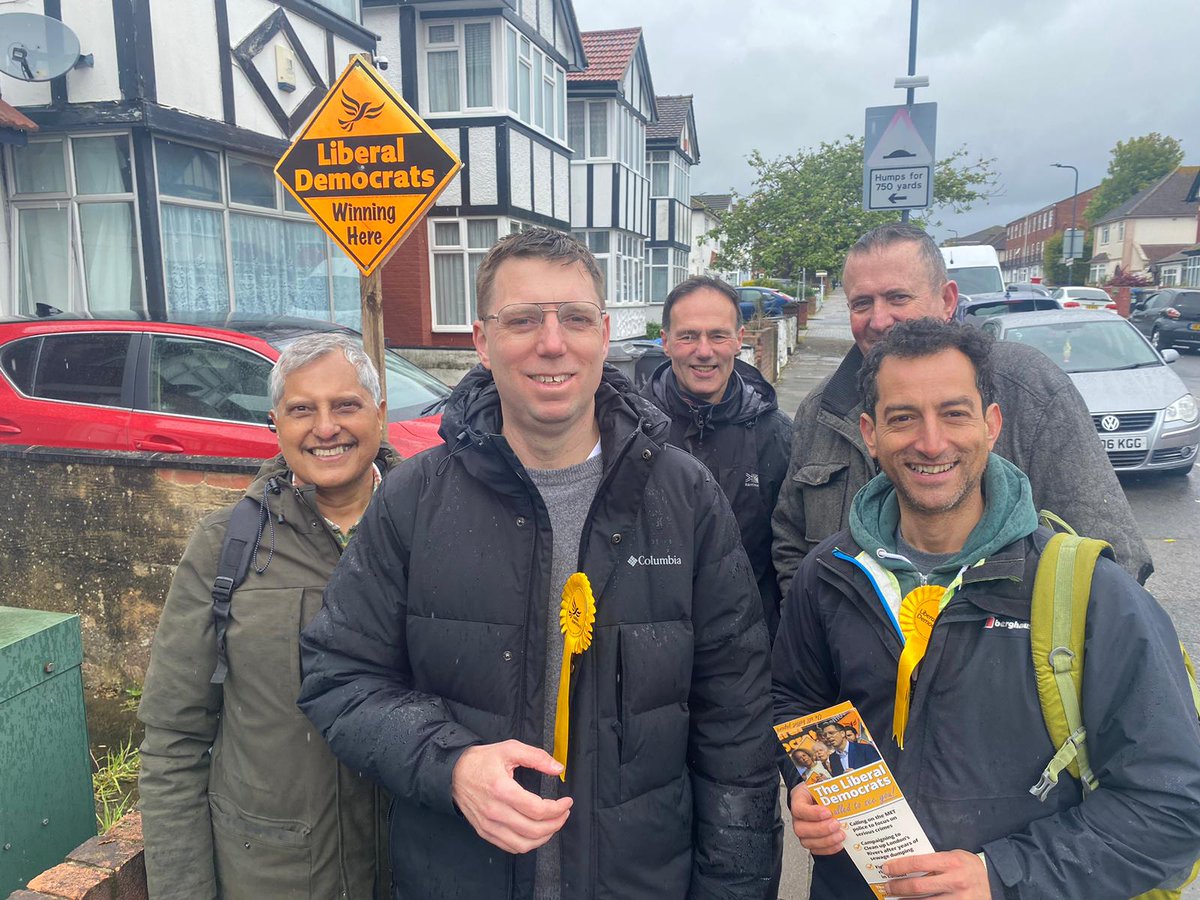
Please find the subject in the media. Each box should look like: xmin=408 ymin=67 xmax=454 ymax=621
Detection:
xmin=139 ymin=448 xmax=399 ymax=900
xmin=299 ymin=365 xmax=782 ymax=900
xmin=640 ymin=358 xmax=792 ymax=638
xmin=772 ymin=455 xmax=1200 ymax=900
xmin=771 ymin=342 xmax=1154 ymax=597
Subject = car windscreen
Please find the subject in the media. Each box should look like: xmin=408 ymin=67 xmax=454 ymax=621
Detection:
xmin=1002 ymin=320 xmax=1161 ymax=373
xmin=382 ymin=351 xmax=451 ymax=420
xmin=949 ymin=266 xmax=1004 ymax=295
xmin=1071 ymin=288 xmax=1111 ymax=300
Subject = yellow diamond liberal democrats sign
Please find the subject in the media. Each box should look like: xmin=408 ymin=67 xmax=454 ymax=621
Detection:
xmin=275 ymin=59 xmax=462 ymax=275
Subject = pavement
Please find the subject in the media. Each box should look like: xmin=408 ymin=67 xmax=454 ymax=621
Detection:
xmin=774 ymin=288 xmax=856 ymax=418
xmin=772 ymin=289 xmax=857 ymax=899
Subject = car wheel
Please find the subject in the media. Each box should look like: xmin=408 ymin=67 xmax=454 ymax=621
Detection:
xmin=1152 ymin=329 xmax=1171 ymax=351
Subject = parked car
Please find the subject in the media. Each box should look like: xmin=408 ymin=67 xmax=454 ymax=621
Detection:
xmin=980 ymin=310 xmax=1198 ymax=475
xmin=953 ymin=290 xmax=1061 ymax=323
xmin=735 ymin=286 xmax=788 ymax=319
xmin=1006 ymin=282 xmax=1052 ymax=297
xmin=0 ymin=316 xmax=450 ymax=458
xmin=1128 ymin=288 xmax=1200 ymax=352
xmin=1051 ymin=286 xmax=1117 ymax=312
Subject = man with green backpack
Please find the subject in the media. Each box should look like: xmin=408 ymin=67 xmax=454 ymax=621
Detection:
xmin=773 ymin=317 xmax=1200 ymax=899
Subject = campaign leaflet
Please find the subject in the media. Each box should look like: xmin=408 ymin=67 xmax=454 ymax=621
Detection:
xmin=775 ymin=700 xmax=934 ymax=899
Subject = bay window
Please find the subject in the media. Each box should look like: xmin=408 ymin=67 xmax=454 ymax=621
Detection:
xmin=425 ymin=21 xmax=494 ymax=115
xmin=431 ymin=218 xmax=498 ymax=329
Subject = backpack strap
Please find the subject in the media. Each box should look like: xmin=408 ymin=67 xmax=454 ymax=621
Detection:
xmin=210 ymin=496 xmax=266 ymax=685
xmin=1037 ymin=508 xmax=1078 ymax=536
xmin=1029 ymin=532 xmax=1110 ymax=801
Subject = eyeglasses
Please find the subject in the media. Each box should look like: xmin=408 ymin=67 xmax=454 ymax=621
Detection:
xmin=481 ymin=301 xmax=607 ymax=335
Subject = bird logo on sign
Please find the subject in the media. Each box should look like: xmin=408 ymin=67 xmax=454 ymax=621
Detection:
xmin=338 ymin=91 xmax=384 ymax=132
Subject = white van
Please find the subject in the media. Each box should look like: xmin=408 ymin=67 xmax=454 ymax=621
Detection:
xmin=940 ymin=245 xmax=1004 ymax=297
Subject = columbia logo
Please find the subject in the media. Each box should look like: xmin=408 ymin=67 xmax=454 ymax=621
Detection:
xmin=627 ymin=554 xmax=683 ymax=567
xmin=745 ymin=473 xmax=760 ymax=488
xmin=984 ymin=616 xmax=1030 ymax=631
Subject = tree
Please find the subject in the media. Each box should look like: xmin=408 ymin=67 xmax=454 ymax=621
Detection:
xmin=1043 ymin=230 xmax=1094 ymax=286
xmin=1084 ymin=133 xmax=1184 ymax=223
xmin=713 ymin=136 xmax=997 ymax=280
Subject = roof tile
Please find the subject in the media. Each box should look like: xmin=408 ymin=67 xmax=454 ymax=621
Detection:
xmin=0 ymin=99 xmax=37 ymax=132
xmin=567 ymin=28 xmax=641 ymax=83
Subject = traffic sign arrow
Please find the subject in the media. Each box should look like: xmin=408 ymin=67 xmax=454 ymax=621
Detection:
xmin=889 ymin=193 xmax=907 ymax=204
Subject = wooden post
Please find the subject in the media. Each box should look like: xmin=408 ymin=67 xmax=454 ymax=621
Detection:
xmin=360 ymin=267 xmax=388 ymax=441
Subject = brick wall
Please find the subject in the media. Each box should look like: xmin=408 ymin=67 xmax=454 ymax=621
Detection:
xmin=8 ymin=812 xmax=145 ymax=900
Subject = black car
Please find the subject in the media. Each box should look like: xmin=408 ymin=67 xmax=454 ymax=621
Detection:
xmin=1128 ymin=289 xmax=1200 ymax=352
xmin=953 ymin=290 xmax=1061 ymax=323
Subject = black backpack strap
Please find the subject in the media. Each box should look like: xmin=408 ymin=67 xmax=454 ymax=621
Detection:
xmin=210 ymin=496 xmax=266 ymax=685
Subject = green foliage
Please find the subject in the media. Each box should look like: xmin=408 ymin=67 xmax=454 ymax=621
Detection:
xmin=714 ymin=135 xmax=998 ymax=280
xmin=644 ymin=321 xmax=662 ymax=340
xmin=120 ymin=684 xmax=143 ymax=714
xmin=1084 ymin=133 xmax=1184 ymax=223
xmin=1043 ymin=230 xmax=1094 ymax=286
xmin=92 ymin=737 xmax=140 ymax=834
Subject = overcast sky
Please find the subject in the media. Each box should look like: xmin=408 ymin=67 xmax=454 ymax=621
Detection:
xmin=577 ymin=0 xmax=1200 ymax=242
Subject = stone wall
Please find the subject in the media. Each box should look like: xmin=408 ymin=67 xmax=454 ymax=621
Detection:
xmin=7 ymin=813 xmax=145 ymax=900
xmin=0 ymin=447 xmax=259 ymax=694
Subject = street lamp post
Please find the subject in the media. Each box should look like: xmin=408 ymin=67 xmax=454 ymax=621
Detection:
xmin=1052 ymin=162 xmax=1079 ymax=285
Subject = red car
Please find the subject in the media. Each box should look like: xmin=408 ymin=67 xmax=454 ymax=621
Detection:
xmin=0 ymin=317 xmax=450 ymax=459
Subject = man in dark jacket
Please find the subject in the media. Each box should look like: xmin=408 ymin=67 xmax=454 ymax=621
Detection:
xmin=299 ymin=229 xmax=781 ymax=900
xmin=641 ymin=276 xmax=792 ymax=638
xmin=139 ymin=334 xmax=397 ymax=899
xmin=771 ymin=223 xmax=1153 ymax=596
xmin=773 ymin=318 xmax=1200 ymax=899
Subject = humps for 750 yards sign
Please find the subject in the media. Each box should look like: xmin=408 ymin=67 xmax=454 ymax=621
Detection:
xmin=275 ymin=59 xmax=462 ymax=275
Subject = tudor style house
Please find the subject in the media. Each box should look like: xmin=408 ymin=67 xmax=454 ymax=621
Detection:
xmin=364 ymin=0 xmax=587 ymax=350
xmin=645 ymin=94 xmax=697 ymax=317
xmin=566 ymin=27 xmax=655 ymax=339
xmin=1 ymin=0 xmax=376 ymax=324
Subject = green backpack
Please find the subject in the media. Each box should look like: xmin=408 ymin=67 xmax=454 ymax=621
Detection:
xmin=1029 ymin=528 xmax=1200 ymax=900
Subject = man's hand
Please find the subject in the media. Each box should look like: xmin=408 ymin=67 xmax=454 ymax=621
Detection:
xmin=788 ymin=784 xmax=845 ymax=854
xmin=451 ymin=740 xmax=573 ymax=854
xmin=881 ymin=850 xmax=990 ymax=898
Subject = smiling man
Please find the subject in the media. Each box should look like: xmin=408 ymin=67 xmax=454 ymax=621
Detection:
xmin=773 ymin=318 xmax=1200 ymax=899
xmin=771 ymin=223 xmax=1152 ymax=595
xmin=139 ymin=334 xmax=397 ymax=899
xmin=299 ymin=229 xmax=781 ymax=899
xmin=641 ymin=276 xmax=792 ymax=638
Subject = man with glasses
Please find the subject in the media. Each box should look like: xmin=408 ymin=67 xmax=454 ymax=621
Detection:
xmin=299 ymin=228 xmax=781 ymax=899
xmin=642 ymin=276 xmax=793 ymax=639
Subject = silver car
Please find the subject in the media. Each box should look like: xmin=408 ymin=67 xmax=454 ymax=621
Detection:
xmin=981 ymin=310 xmax=1199 ymax=475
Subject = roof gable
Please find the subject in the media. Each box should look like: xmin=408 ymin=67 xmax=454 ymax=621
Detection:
xmin=647 ymin=94 xmax=698 ymax=163
xmin=1095 ymin=166 xmax=1200 ymax=224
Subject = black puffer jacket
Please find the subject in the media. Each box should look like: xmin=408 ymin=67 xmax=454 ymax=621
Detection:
xmin=641 ymin=359 xmax=792 ymax=640
xmin=773 ymin=527 xmax=1200 ymax=900
xmin=299 ymin=365 xmax=782 ymax=900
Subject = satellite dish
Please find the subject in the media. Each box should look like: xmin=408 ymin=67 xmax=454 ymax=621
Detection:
xmin=0 ymin=13 xmax=82 ymax=82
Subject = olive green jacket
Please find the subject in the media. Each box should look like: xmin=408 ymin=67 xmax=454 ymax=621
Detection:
xmin=139 ymin=449 xmax=398 ymax=899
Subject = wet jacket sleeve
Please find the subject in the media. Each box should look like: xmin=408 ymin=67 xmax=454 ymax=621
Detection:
xmin=999 ymin=348 xmax=1153 ymax=584
xmin=686 ymin=473 xmax=783 ymax=900
xmin=771 ymin=392 xmax=821 ymax=600
xmin=981 ymin=558 xmax=1200 ymax=898
xmin=298 ymin=470 xmax=482 ymax=816
xmin=137 ymin=520 xmax=224 ymax=900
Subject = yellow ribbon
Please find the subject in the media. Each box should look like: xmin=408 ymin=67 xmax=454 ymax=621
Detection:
xmin=553 ymin=572 xmax=596 ymax=780
xmin=893 ymin=584 xmax=946 ymax=749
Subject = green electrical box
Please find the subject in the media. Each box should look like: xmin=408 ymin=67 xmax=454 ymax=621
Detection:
xmin=0 ymin=606 xmax=96 ymax=895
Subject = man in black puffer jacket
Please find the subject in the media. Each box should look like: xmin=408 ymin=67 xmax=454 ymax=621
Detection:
xmin=300 ymin=229 xmax=781 ymax=900
xmin=641 ymin=276 xmax=792 ymax=639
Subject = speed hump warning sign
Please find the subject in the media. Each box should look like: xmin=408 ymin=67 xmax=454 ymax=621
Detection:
xmin=275 ymin=59 xmax=462 ymax=275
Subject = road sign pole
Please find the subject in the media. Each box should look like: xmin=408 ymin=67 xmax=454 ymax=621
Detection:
xmin=900 ymin=0 xmax=919 ymax=224
xmin=360 ymin=266 xmax=388 ymax=441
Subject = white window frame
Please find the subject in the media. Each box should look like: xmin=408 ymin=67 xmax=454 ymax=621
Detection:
xmin=503 ymin=24 xmax=567 ymax=144
xmin=421 ymin=19 xmax=499 ymax=117
xmin=7 ymin=132 xmax=146 ymax=317
xmin=429 ymin=217 xmax=502 ymax=332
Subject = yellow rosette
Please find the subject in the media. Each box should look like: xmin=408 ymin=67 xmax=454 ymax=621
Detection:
xmin=553 ymin=572 xmax=596 ymax=780
xmin=893 ymin=584 xmax=945 ymax=749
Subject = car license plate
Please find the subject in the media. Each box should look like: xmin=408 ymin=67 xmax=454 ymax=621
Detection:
xmin=1100 ymin=435 xmax=1147 ymax=451
xmin=1190 ymin=323 xmax=1200 ymax=331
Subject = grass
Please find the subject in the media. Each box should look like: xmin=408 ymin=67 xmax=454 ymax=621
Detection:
xmin=120 ymin=684 xmax=142 ymax=713
xmin=92 ymin=736 xmax=140 ymax=833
